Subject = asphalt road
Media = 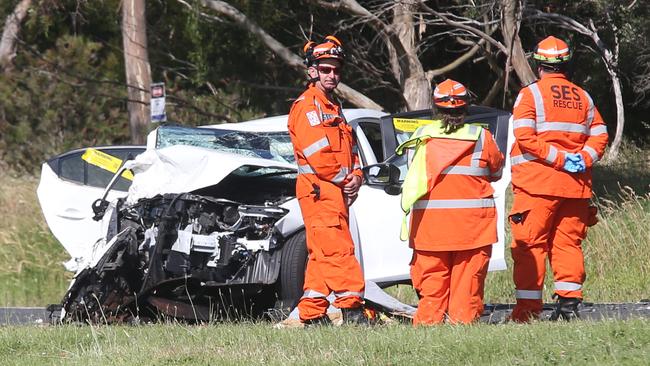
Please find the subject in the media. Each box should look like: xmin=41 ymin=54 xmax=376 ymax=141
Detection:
xmin=480 ymin=301 xmax=650 ymax=324
xmin=1 ymin=301 xmax=649 ymax=325
xmin=0 ymin=307 xmax=52 ymax=325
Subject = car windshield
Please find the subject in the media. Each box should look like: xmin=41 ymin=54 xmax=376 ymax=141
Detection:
xmin=156 ymin=125 xmax=295 ymax=164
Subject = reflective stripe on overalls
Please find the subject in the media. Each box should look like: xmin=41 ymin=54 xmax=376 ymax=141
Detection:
xmin=395 ymin=120 xmax=483 ymax=240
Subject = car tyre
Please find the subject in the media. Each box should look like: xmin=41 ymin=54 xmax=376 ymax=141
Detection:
xmin=276 ymin=230 xmax=308 ymax=314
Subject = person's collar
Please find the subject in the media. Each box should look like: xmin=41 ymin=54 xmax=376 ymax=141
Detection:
xmin=308 ymin=84 xmax=335 ymax=105
xmin=540 ymin=72 xmax=566 ymax=79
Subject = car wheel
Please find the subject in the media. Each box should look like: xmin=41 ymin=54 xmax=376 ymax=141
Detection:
xmin=276 ymin=230 xmax=307 ymax=313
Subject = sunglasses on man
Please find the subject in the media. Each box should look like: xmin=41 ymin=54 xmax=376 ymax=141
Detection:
xmin=317 ymin=65 xmax=341 ymax=75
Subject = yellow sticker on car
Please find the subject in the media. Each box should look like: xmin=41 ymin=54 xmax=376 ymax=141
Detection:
xmin=393 ymin=118 xmax=489 ymax=132
xmin=82 ymin=148 xmax=134 ymax=181
xmin=392 ymin=118 xmax=436 ymax=132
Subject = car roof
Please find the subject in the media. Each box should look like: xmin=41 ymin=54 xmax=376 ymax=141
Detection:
xmin=203 ymin=108 xmax=386 ymax=132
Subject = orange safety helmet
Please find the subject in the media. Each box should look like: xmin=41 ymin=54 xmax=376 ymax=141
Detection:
xmin=433 ymin=79 xmax=469 ymax=109
xmin=533 ymin=36 xmax=571 ymax=64
xmin=303 ymin=35 xmax=345 ymax=66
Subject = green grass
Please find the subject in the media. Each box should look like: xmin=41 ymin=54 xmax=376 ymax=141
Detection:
xmin=0 ymin=172 xmax=70 ymax=306
xmin=0 ymin=320 xmax=649 ymax=365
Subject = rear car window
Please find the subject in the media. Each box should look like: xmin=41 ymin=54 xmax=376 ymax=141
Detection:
xmin=49 ymin=147 xmax=144 ymax=192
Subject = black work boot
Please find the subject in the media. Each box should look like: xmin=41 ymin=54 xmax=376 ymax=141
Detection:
xmin=342 ymin=307 xmax=370 ymax=326
xmin=549 ymin=295 xmax=581 ymax=321
xmin=303 ymin=315 xmax=332 ymax=328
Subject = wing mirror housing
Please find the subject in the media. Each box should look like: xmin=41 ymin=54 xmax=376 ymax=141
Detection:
xmin=362 ymin=163 xmax=402 ymax=196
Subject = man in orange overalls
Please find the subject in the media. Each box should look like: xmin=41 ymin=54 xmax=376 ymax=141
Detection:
xmin=509 ymin=36 xmax=609 ymax=322
xmin=287 ymin=35 xmax=368 ymax=326
xmin=396 ymin=79 xmax=504 ymax=325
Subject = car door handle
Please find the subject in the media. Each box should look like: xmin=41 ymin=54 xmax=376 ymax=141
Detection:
xmin=56 ymin=208 xmax=86 ymax=220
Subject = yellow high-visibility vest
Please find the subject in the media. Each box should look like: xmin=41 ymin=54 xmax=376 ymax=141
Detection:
xmin=395 ymin=119 xmax=482 ymax=240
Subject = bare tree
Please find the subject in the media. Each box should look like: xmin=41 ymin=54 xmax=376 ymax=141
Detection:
xmin=500 ymin=0 xmax=535 ymax=90
xmin=314 ymin=0 xmax=430 ymax=109
xmin=192 ymin=0 xmax=624 ymax=121
xmin=392 ymin=1 xmax=430 ymax=110
xmin=528 ymin=10 xmax=624 ymax=161
xmin=417 ymin=1 xmax=533 ymax=99
xmin=0 ymin=0 xmax=32 ymax=73
xmin=195 ymin=0 xmax=508 ymax=111
xmin=307 ymin=0 xmax=507 ymax=110
xmin=122 ymin=0 xmax=151 ymax=144
xmin=193 ymin=0 xmax=383 ymax=110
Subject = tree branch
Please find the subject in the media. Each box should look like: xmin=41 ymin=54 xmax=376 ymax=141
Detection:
xmin=481 ymin=75 xmax=505 ymax=106
xmin=0 ymin=0 xmax=32 ymax=73
xmin=500 ymin=0 xmax=536 ymax=88
xmin=306 ymin=0 xmax=409 ymax=89
xmin=425 ymin=39 xmax=485 ymax=81
xmin=196 ymin=0 xmax=383 ymax=110
xmin=175 ymin=0 xmax=226 ymax=23
xmin=419 ymin=1 xmax=508 ymax=54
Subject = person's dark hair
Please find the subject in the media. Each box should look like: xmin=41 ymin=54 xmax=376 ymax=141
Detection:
xmin=438 ymin=107 xmax=466 ymax=134
xmin=538 ymin=61 xmax=569 ymax=74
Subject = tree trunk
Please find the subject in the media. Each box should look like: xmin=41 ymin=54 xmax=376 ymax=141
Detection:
xmin=500 ymin=0 xmax=536 ymax=87
xmin=606 ymin=70 xmax=625 ymax=161
xmin=122 ymin=0 xmax=151 ymax=144
xmin=0 ymin=0 xmax=31 ymax=73
xmin=393 ymin=1 xmax=430 ymax=110
xmin=592 ymin=19 xmax=624 ymax=162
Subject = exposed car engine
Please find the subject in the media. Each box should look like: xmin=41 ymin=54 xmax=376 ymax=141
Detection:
xmin=60 ymin=169 xmax=297 ymax=324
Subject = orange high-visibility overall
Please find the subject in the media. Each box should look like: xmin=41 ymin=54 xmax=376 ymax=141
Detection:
xmin=408 ymin=128 xmax=503 ymax=325
xmin=287 ymin=85 xmax=365 ymax=322
xmin=510 ymin=73 xmax=609 ymax=321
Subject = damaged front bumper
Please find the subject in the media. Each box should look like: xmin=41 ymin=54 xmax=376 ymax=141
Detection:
xmin=59 ymin=193 xmax=293 ymax=323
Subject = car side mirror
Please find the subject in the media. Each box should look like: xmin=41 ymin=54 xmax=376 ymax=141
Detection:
xmin=362 ymin=163 xmax=402 ymax=196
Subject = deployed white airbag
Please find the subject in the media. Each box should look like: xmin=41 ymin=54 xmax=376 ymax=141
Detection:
xmin=125 ymin=145 xmax=296 ymax=204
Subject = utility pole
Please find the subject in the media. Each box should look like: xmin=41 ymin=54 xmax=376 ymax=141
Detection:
xmin=121 ymin=0 xmax=151 ymax=144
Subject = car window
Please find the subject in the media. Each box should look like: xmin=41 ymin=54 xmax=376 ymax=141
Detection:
xmin=87 ymin=163 xmax=123 ymax=190
xmin=358 ymin=121 xmax=384 ymax=162
xmin=60 ymin=152 xmax=85 ymax=183
xmin=87 ymin=148 xmax=142 ymax=191
xmin=156 ymin=125 xmax=296 ymax=164
xmin=52 ymin=148 xmax=143 ymax=191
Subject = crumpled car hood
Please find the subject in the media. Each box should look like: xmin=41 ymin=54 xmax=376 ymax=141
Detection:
xmin=125 ymin=145 xmax=296 ymax=204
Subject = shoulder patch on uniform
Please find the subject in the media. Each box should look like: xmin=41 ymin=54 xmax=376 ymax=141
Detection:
xmin=306 ymin=111 xmax=321 ymax=126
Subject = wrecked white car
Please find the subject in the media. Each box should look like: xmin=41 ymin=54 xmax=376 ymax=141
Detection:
xmin=38 ymin=107 xmax=512 ymax=323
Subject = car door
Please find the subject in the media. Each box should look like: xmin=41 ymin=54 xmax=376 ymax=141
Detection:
xmin=350 ymin=118 xmax=412 ymax=285
xmin=37 ymin=146 xmax=145 ymax=265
